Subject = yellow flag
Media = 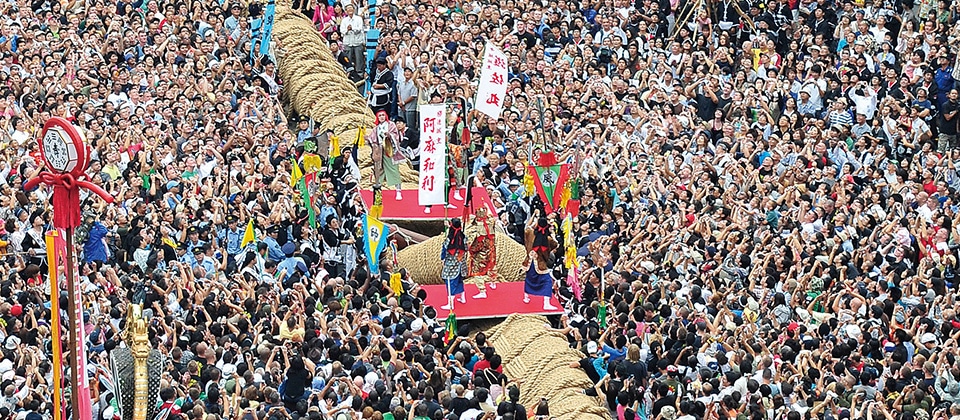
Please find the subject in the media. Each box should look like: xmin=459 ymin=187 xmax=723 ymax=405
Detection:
xmin=390 ymin=272 xmax=403 ymax=295
xmin=330 ymin=135 xmax=341 ymax=159
xmin=370 ymin=188 xmax=383 ymax=221
xmin=290 ymin=158 xmax=303 ymax=187
xmin=241 ymin=218 xmax=256 ymax=249
xmin=356 ymin=126 xmax=365 ymax=148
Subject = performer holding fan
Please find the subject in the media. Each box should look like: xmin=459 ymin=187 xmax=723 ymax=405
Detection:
xmin=524 ymin=212 xmax=558 ymax=310
xmin=366 ymin=110 xmax=405 ymax=200
xmin=440 ymin=218 xmax=468 ymax=309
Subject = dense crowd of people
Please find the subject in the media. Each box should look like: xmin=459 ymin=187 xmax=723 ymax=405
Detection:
xmin=0 ymin=0 xmax=960 ymax=419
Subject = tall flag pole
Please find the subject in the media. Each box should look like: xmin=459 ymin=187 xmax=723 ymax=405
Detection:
xmin=598 ymin=268 xmax=607 ymax=328
xmin=363 ymin=0 xmax=380 ymax=96
xmin=46 ymin=231 xmax=64 ymax=420
xmin=443 ymin=205 xmax=454 ymax=311
xmin=26 ymin=118 xmax=114 ymax=420
xmin=250 ymin=5 xmax=263 ymax=64
xmin=259 ymin=0 xmax=276 ymax=57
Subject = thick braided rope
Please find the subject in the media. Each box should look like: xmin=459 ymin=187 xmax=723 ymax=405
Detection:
xmin=484 ymin=314 xmax=611 ymax=420
xmin=272 ymin=5 xmax=374 ymax=139
xmin=397 ymin=232 xmax=526 ymax=285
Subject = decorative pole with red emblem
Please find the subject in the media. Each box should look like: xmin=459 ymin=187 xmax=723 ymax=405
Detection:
xmin=24 ymin=117 xmax=113 ymax=420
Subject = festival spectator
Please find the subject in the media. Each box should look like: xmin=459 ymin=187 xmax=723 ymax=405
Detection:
xmin=3 ymin=0 xmax=960 ymax=420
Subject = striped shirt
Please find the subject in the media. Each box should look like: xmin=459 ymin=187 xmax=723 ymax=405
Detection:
xmin=828 ymin=109 xmax=853 ymax=128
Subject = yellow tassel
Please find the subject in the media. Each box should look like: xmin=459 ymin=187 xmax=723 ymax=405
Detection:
xmin=390 ymin=272 xmax=404 ymax=295
xmin=522 ymin=169 xmax=535 ymax=197
xmin=330 ymin=135 xmax=341 ymax=158
xmin=302 ymin=153 xmax=323 ymax=173
xmin=559 ymin=179 xmax=572 ymax=210
xmin=565 ymin=245 xmax=578 ymax=269
xmin=370 ymin=188 xmax=383 ymax=220
xmin=561 ymin=215 xmax=578 ymax=269
xmin=356 ymin=126 xmax=365 ymax=148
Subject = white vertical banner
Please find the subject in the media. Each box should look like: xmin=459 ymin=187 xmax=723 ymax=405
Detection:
xmin=474 ymin=42 xmax=508 ymax=119
xmin=418 ymin=104 xmax=447 ymax=206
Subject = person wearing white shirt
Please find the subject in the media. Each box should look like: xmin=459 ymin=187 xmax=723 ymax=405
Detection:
xmin=848 ymin=82 xmax=878 ymax=120
xmin=340 ymin=4 xmax=366 ymax=77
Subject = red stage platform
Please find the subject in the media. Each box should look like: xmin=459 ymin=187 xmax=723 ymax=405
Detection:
xmin=359 ymin=187 xmax=496 ymax=221
xmin=421 ymin=282 xmax=564 ymax=319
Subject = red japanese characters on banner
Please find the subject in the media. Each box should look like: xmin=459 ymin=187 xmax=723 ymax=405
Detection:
xmin=474 ymin=42 xmax=509 ymax=119
xmin=418 ymin=104 xmax=447 ymax=206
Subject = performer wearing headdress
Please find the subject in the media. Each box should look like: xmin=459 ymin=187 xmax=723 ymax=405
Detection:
xmin=441 ymin=218 xmax=468 ymax=309
xmin=366 ymin=110 xmax=406 ymax=200
xmin=524 ymin=213 xmax=559 ymax=310
xmin=466 ymin=205 xmax=498 ymax=298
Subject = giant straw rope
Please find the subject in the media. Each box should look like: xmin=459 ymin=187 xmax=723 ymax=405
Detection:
xmin=274 ymin=4 xmax=419 ymax=189
xmin=485 ymin=314 xmax=612 ymax=420
xmin=396 ymin=231 xmax=526 ymax=285
xmin=273 ymin=7 xmax=374 ymax=137
xmin=274 ymin=8 xmax=607 ymax=418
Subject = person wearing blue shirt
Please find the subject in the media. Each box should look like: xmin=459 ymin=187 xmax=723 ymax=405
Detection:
xmin=573 ymin=341 xmax=607 ymax=384
xmin=165 ymin=181 xmax=182 ymax=210
xmin=318 ymin=195 xmax=338 ymax=229
xmin=0 ymin=35 xmax=18 ymax=54
xmin=602 ymin=339 xmax=628 ymax=362
xmin=262 ymin=226 xmax=286 ymax=262
xmin=182 ymin=226 xmax=205 ymax=252
xmin=224 ymin=3 xmax=243 ymax=34
xmin=277 ymin=242 xmax=306 ymax=283
xmin=218 ymin=215 xmax=243 ymax=269
xmin=194 ymin=247 xmax=218 ymax=277
xmin=935 ymin=56 xmax=955 ymax=109
xmin=296 ymin=116 xmax=313 ymax=144
xmin=117 ymin=0 xmax=144 ymax=16
xmin=177 ymin=242 xmax=196 ymax=267
xmin=498 ymin=178 xmax=516 ymax=200
xmin=83 ymin=221 xmax=109 ymax=264
xmin=581 ymin=7 xmax=598 ymax=24
xmin=471 ymin=152 xmax=488 ymax=175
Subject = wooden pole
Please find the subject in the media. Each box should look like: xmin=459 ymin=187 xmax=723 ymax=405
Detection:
xmin=46 ymin=232 xmax=62 ymax=420
xmin=672 ymin=0 xmax=702 ymax=39
xmin=64 ymin=228 xmax=81 ymax=420
xmin=535 ymin=97 xmax=549 ymax=151
xmin=444 ymin=204 xmax=453 ymax=310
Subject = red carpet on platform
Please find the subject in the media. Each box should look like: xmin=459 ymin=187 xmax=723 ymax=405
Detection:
xmin=422 ymin=282 xmax=564 ymax=319
xmin=359 ymin=187 xmax=496 ymax=221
